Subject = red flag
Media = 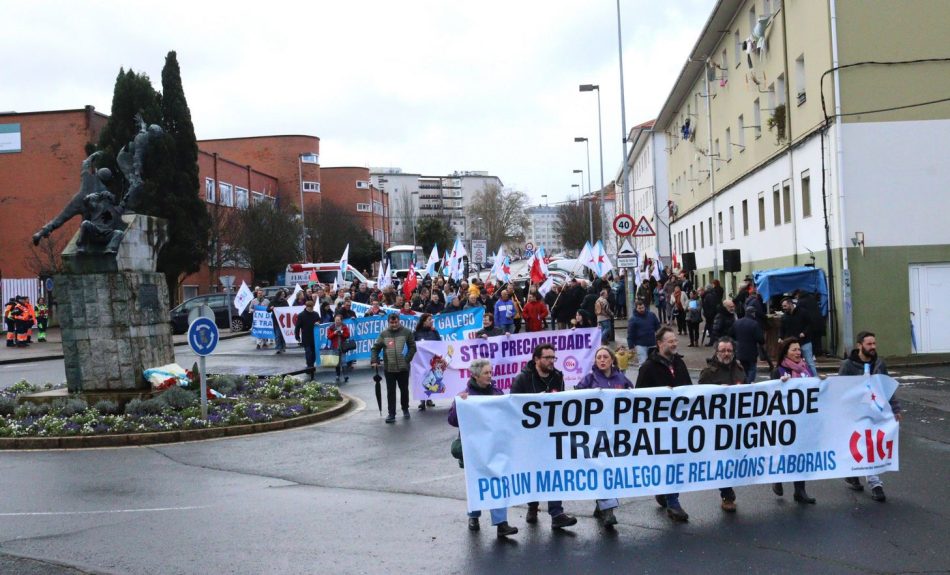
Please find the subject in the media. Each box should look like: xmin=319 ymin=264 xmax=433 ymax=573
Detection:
xmin=530 ymin=255 xmax=546 ymax=284
xmin=402 ymin=262 xmax=417 ymax=299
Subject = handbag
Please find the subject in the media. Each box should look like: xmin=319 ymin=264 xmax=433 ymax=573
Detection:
xmin=450 ymin=434 xmax=464 ymax=468
xmin=341 ymin=339 xmax=357 ymax=352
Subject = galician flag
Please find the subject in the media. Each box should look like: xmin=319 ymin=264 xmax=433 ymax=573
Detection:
xmin=338 ymin=244 xmax=350 ymax=286
xmin=578 ymin=241 xmax=597 ymax=276
xmin=593 ymin=240 xmax=614 ymax=277
xmin=425 ymin=244 xmax=440 ymax=278
xmin=233 ymin=281 xmax=254 ymax=314
xmin=448 ymin=237 xmax=467 ymax=281
xmin=489 ymin=245 xmax=506 ymax=279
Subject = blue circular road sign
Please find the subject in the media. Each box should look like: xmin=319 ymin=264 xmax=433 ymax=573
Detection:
xmin=188 ymin=317 xmax=219 ymax=356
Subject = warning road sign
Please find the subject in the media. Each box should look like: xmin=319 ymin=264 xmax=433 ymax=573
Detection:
xmin=632 ymin=216 xmax=656 ymax=237
xmin=616 ymin=238 xmax=637 ymax=267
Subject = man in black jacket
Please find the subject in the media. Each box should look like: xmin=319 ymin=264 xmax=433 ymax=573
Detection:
xmin=510 ymin=343 xmax=578 ymax=530
xmin=780 ymin=297 xmax=816 ymax=374
xmin=294 ymin=300 xmax=320 ymax=380
xmin=636 ymin=326 xmax=693 ymax=522
xmin=731 ymin=309 xmax=765 ymax=384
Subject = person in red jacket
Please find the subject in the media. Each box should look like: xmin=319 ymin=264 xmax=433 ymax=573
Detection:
xmin=326 ymin=314 xmax=351 ymax=383
xmin=521 ymin=292 xmax=549 ymax=332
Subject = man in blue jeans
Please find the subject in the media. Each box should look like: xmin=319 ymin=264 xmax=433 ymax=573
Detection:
xmin=627 ymin=299 xmax=660 ymax=368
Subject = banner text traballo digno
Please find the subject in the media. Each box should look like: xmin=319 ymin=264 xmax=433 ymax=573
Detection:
xmin=455 ymin=375 xmax=899 ymax=511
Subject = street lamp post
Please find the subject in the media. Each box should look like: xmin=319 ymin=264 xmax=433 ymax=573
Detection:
xmin=614 ymin=0 xmax=631 ymax=217
xmin=574 ymin=137 xmax=594 ymax=238
xmin=572 ymin=173 xmax=592 ymax=245
xmin=579 ymin=84 xmax=606 ymax=235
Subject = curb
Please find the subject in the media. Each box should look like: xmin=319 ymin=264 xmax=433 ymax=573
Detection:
xmin=0 ymin=331 xmax=249 ymax=366
xmin=0 ymin=394 xmax=353 ymax=450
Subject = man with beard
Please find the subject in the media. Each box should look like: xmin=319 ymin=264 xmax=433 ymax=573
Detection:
xmin=838 ymin=331 xmax=902 ymax=502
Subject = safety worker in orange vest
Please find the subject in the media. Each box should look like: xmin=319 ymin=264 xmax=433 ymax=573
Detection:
xmin=3 ymin=297 xmax=16 ymax=347
xmin=35 ymin=297 xmax=49 ymax=342
xmin=12 ymin=296 xmax=31 ymax=347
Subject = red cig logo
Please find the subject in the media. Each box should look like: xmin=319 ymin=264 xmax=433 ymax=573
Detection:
xmin=849 ymin=429 xmax=893 ymax=463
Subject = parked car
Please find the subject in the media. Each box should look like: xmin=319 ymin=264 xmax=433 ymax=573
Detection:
xmin=169 ymin=293 xmax=249 ymax=335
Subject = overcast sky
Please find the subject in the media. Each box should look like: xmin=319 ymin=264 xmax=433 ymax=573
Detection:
xmin=2 ymin=0 xmax=716 ymax=205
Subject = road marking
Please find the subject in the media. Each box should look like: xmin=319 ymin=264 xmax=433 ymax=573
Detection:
xmin=0 ymin=505 xmax=209 ymax=517
xmin=896 ymin=375 xmax=932 ymax=381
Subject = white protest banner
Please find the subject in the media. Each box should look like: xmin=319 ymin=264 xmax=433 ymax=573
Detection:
xmin=410 ymin=328 xmax=601 ymax=401
xmin=233 ymin=281 xmax=254 ymax=314
xmin=456 ymin=375 xmax=900 ymax=512
xmin=272 ymin=305 xmax=305 ymax=347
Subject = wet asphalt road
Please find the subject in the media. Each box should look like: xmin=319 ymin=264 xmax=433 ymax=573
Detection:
xmin=1 ymin=342 xmax=949 ymax=574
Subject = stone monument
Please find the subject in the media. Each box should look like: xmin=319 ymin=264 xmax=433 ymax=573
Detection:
xmin=33 ymin=119 xmax=175 ymax=398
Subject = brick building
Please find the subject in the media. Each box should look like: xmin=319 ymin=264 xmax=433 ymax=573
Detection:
xmin=319 ymin=166 xmax=390 ymax=246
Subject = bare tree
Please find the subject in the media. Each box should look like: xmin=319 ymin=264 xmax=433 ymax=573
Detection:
xmin=392 ymin=188 xmax=418 ymax=244
xmin=466 ymin=183 xmax=529 ymax=250
xmin=25 ymin=235 xmax=67 ymax=277
xmin=555 ymin=196 xmax=603 ymax=252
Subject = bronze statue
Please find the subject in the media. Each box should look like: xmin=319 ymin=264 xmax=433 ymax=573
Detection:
xmin=117 ymin=113 xmax=163 ymax=211
xmin=32 ymin=150 xmax=125 ymax=253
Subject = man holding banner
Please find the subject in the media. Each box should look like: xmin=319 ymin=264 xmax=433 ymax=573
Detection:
xmin=510 ymin=343 xmax=579 ymax=529
xmin=636 ymin=326 xmax=694 ymax=522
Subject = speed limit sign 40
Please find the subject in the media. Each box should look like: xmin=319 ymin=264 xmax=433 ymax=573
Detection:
xmin=613 ymin=213 xmax=635 ymax=236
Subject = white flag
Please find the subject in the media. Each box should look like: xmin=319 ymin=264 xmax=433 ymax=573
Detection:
xmin=578 ymin=241 xmax=597 ymax=276
xmin=425 ymin=244 xmax=440 ymax=278
xmin=594 ymin=241 xmax=614 ymax=277
xmin=538 ymin=276 xmax=554 ymax=297
xmin=338 ymin=244 xmax=350 ymax=285
xmin=290 ymin=283 xmax=303 ymax=304
xmin=490 ymin=245 xmax=506 ymax=280
xmin=233 ymin=281 xmax=254 ymax=314
xmin=376 ymin=260 xmax=387 ymax=288
xmin=448 ymin=237 xmax=467 ymax=281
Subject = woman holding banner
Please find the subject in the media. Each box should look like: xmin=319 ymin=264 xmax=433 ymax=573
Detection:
xmin=447 ymin=358 xmax=519 ymax=538
xmin=327 ymin=314 xmax=351 ymax=384
xmin=769 ymin=337 xmax=819 ymax=504
xmin=415 ymin=313 xmax=441 ymax=411
xmin=574 ymin=346 xmax=634 ymax=527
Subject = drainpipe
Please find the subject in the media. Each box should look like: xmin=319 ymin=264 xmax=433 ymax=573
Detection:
xmin=704 ymin=60 xmax=720 ymax=281
xmin=779 ymin=4 xmax=799 ymax=266
xmin=829 ymin=0 xmax=853 ymax=353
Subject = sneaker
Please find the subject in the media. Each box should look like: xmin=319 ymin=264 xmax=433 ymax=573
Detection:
xmin=525 ymin=507 xmax=539 ymax=524
xmin=845 ymin=477 xmax=864 ymax=491
xmin=667 ymin=506 xmax=689 ymax=522
xmin=418 ymin=401 xmax=426 ymax=411
xmin=772 ymin=483 xmax=784 ymax=497
xmin=403 ymin=409 xmax=411 ymax=419
xmin=496 ymin=522 xmax=518 ymax=538
xmin=551 ymin=513 xmax=577 ymax=529
xmin=871 ymin=486 xmax=887 ymax=502
xmin=721 ymin=499 xmax=737 ymax=513
xmin=655 ymin=494 xmax=668 ymax=508
xmin=426 ymin=399 xmax=435 ymax=407
xmin=468 ymin=518 xmax=480 ymax=531
xmin=793 ymin=489 xmax=816 ymax=504
xmin=385 ymin=415 xmax=396 ymax=424
xmin=601 ymin=508 xmax=618 ymax=526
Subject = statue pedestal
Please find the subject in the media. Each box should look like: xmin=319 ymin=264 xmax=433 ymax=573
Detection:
xmin=56 ymin=214 xmax=174 ymax=393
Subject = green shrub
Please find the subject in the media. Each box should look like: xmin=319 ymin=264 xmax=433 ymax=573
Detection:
xmin=0 ymin=396 xmax=15 ymax=417
xmin=9 ymin=380 xmax=35 ymax=395
xmin=14 ymin=402 xmax=50 ymax=418
xmin=124 ymin=398 xmax=165 ymax=416
xmin=94 ymin=400 xmax=120 ymax=415
xmin=159 ymin=387 xmax=197 ymax=410
xmin=208 ymin=374 xmax=243 ymax=396
xmin=52 ymin=398 xmax=88 ymax=417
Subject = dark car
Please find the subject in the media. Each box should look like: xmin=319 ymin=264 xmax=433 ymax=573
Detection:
xmin=169 ymin=294 xmax=249 ymax=335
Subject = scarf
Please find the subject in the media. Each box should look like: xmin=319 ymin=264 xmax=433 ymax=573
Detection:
xmin=781 ymin=357 xmax=812 ymax=378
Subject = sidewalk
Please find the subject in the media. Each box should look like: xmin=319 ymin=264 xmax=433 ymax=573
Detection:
xmin=0 ymin=327 xmax=249 ymax=365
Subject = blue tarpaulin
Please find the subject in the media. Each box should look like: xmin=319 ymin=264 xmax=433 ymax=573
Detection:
xmin=753 ymin=266 xmax=828 ymax=315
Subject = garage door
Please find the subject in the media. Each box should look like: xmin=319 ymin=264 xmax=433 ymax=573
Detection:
xmin=909 ymin=263 xmax=950 ymax=353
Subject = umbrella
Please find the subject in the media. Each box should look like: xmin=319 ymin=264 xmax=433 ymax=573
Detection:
xmin=373 ymin=366 xmax=383 ymax=416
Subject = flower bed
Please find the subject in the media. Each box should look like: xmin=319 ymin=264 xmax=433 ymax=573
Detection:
xmin=0 ymin=375 xmax=344 ymax=440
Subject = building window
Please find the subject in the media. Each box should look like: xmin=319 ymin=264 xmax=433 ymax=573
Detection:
xmin=742 ymin=200 xmax=749 ymax=236
xmin=721 ymin=49 xmax=729 ymax=85
xmin=758 ymin=193 xmax=766 ymax=231
xmin=700 ymin=221 xmax=705 ymax=248
xmin=373 ymin=201 xmax=383 ymax=215
xmin=777 ymin=73 xmax=786 ymax=106
xmin=725 ymin=128 xmax=733 ymax=161
xmin=738 ymin=115 xmax=746 ymax=148
xmin=783 ymin=181 xmax=792 ymax=223
xmin=235 ymin=187 xmax=249 ymax=209
xmin=300 ymin=153 xmax=319 ymax=164
xmin=773 ymin=186 xmax=781 ymax=226
xmin=729 ymin=206 xmax=735 ymax=240
xmin=205 ymin=178 xmax=215 ymax=204
xmin=219 ymin=182 xmax=233 ymax=207
xmin=356 ymin=180 xmax=370 ymax=189
xmin=356 ymin=203 xmax=371 ymax=212
xmin=801 ymin=170 xmax=812 ymax=218
xmin=748 ymin=6 xmax=757 ymax=37
xmin=182 ymin=285 xmax=199 ymax=300
xmin=795 ymin=54 xmax=806 ymax=105
xmin=714 ymin=139 xmax=721 ymax=170
xmin=734 ymin=31 xmax=741 ymax=67
xmin=302 ymin=181 xmax=320 ymax=193
xmin=692 ymin=226 xmax=696 ymax=250
xmin=753 ymin=99 xmax=762 ymax=139
xmin=708 ymin=217 xmax=713 ymax=245
xmin=718 ymin=211 xmax=724 ymax=243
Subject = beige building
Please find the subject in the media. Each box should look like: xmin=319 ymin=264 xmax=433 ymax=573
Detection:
xmin=654 ymin=0 xmax=950 ymax=358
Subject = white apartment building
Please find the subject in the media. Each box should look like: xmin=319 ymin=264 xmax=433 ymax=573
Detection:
xmin=525 ymin=205 xmax=565 ymax=255
xmin=623 ymin=120 xmax=671 ymax=264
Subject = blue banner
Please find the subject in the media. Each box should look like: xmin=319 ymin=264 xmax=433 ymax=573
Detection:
xmin=314 ymin=307 xmax=484 ymax=365
xmin=251 ymin=305 xmax=274 ymax=339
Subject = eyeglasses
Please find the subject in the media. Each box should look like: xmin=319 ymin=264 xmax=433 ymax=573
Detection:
xmin=541 ymin=355 xmax=557 ymax=360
